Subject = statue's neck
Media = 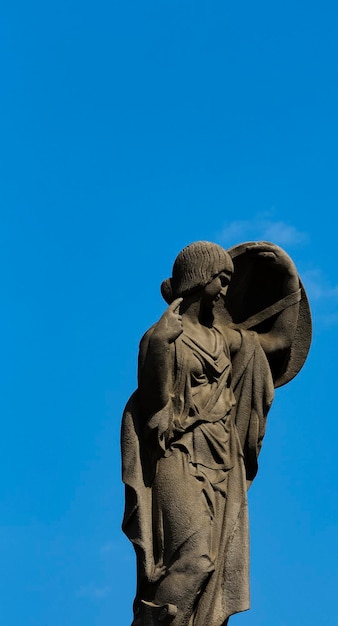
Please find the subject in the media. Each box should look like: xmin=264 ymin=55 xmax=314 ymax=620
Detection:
xmin=181 ymin=295 xmax=213 ymax=328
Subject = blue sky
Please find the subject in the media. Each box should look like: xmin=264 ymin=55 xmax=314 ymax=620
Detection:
xmin=0 ymin=1 xmax=337 ymax=625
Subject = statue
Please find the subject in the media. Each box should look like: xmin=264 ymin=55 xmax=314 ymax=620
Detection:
xmin=121 ymin=240 xmax=311 ymax=626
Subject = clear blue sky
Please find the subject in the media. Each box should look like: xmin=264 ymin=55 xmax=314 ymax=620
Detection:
xmin=0 ymin=1 xmax=337 ymax=625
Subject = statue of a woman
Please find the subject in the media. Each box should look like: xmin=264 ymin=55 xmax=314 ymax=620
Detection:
xmin=122 ymin=241 xmax=311 ymax=626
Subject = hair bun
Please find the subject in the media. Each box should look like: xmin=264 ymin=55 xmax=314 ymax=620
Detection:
xmin=161 ymin=278 xmax=173 ymax=304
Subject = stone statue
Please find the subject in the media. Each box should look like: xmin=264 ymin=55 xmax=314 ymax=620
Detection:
xmin=121 ymin=240 xmax=311 ymax=626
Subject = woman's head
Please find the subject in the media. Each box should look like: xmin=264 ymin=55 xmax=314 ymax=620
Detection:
xmin=161 ymin=241 xmax=234 ymax=304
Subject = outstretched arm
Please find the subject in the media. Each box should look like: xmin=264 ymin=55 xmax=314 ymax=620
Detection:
xmin=138 ymin=298 xmax=183 ymax=418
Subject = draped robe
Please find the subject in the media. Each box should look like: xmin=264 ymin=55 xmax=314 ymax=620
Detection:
xmin=122 ymin=328 xmax=274 ymax=625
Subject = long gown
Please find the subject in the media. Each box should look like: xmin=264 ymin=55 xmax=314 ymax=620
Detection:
xmin=122 ymin=326 xmax=274 ymax=625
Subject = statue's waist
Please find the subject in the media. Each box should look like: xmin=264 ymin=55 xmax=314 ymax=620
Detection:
xmin=171 ymin=419 xmax=237 ymax=472
xmin=174 ymin=388 xmax=235 ymax=431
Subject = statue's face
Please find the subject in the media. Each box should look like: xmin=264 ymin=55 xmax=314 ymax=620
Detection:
xmin=202 ymin=271 xmax=231 ymax=308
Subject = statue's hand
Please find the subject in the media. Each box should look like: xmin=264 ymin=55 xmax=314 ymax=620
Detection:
xmin=153 ymin=298 xmax=183 ymax=344
xmin=245 ymin=242 xmax=297 ymax=276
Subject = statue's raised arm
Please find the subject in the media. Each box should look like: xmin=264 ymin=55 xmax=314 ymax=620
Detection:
xmin=220 ymin=240 xmax=311 ymax=387
xmin=236 ymin=241 xmax=300 ymax=354
xmin=121 ymin=240 xmax=311 ymax=626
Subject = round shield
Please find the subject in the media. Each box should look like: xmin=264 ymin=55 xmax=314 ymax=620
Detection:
xmin=215 ymin=241 xmax=312 ymax=388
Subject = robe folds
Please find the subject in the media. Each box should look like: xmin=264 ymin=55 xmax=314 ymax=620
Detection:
xmin=122 ymin=329 xmax=274 ymax=625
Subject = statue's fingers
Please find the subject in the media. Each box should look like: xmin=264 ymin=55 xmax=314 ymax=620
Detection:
xmin=246 ymin=242 xmax=275 ymax=254
xmin=256 ymin=251 xmax=276 ymax=259
xmin=169 ymin=297 xmax=183 ymax=313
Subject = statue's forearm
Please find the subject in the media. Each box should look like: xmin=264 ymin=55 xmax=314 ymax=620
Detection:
xmin=259 ymin=272 xmax=300 ymax=354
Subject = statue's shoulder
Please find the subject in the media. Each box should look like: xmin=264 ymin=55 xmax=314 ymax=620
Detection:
xmin=140 ymin=324 xmax=156 ymax=346
xmin=138 ymin=324 xmax=157 ymax=368
xmin=214 ymin=324 xmax=242 ymax=355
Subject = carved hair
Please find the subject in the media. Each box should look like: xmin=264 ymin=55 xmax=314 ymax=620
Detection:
xmin=161 ymin=241 xmax=234 ymax=304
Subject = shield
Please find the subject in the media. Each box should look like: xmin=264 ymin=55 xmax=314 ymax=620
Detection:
xmin=214 ymin=241 xmax=312 ymax=388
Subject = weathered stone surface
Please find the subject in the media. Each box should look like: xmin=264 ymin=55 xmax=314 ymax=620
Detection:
xmin=121 ymin=240 xmax=311 ymax=626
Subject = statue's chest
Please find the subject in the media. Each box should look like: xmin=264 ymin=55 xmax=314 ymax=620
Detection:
xmin=184 ymin=342 xmax=231 ymax=387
